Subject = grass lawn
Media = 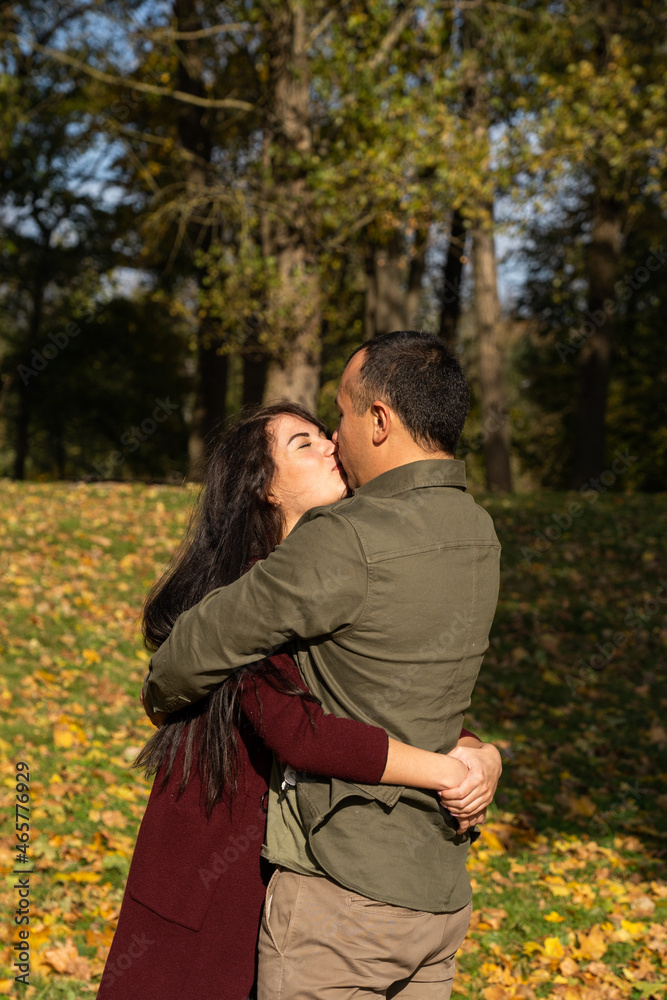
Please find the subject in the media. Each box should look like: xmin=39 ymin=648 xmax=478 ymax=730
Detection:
xmin=0 ymin=482 xmax=665 ymax=998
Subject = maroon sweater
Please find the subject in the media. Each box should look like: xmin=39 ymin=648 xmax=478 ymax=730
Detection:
xmin=97 ymin=654 xmax=475 ymax=1000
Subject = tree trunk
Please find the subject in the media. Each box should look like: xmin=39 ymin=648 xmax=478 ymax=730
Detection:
xmin=572 ymin=195 xmax=623 ymax=487
xmin=262 ymin=1 xmax=321 ymax=408
xmin=187 ymin=321 xmax=229 ymax=479
xmin=405 ymin=223 xmax=428 ymax=329
xmin=364 ymin=232 xmax=410 ymax=338
xmin=363 ymin=242 xmax=378 ymax=341
xmin=472 ymin=216 xmax=512 ymax=492
xmin=174 ymin=0 xmax=228 ymax=477
xmin=439 ymin=209 xmax=467 ymax=348
xmin=571 ymin=0 xmax=625 ymax=486
xmin=243 ymin=349 xmax=268 ymax=407
xmin=13 ymin=263 xmax=47 ymax=480
xmin=13 ymin=382 xmax=29 ymax=480
xmin=375 ymin=232 xmax=408 ymax=334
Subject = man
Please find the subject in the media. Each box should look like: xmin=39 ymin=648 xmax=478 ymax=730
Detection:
xmin=143 ymin=331 xmax=501 ymax=999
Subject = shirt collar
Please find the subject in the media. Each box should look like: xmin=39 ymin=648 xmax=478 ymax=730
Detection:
xmin=353 ymin=459 xmax=467 ymax=499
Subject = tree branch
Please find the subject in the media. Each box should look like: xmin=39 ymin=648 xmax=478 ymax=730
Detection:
xmin=367 ymin=0 xmax=419 ymax=72
xmin=0 ymin=32 xmax=256 ymax=112
xmin=146 ymin=22 xmax=251 ymax=41
xmin=307 ymin=9 xmax=339 ymax=47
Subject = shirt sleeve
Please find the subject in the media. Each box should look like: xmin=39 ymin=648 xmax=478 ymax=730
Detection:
xmin=238 ymin=654 xmax=388 ymax=784
xmin=143 ymin=510 xmax=367 ymax=715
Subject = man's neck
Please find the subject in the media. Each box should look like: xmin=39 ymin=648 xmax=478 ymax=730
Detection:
xmin=360 ymin=450 xmax=455 ymax=487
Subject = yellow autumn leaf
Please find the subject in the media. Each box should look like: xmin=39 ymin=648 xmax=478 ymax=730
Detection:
xmin=58 ymin=871 xmax=101 ymax=883
xmin=544 ymin=936 xmax=565 ymax=960
xmin=544 ymin=911 xmax=566 ymax=922
xmin=567 ymin=795 xmax=597 ymax=817
xmin=523 ymin=941 xmax=543 ymax=955
xmin=53 ymin=723 xmax=74 ymax=748
xmin=82 ymin=648 xmax=101 ymax=664
xmin=482 ymin=987 xmax=512 ymax=1000
xmin=97 ymin=900 xmax=119 ymax=921
xmin=559 ymin=988 xmax=585 ymax=1000
xmin=479 ymin=829 xmax=506 ymax=852
xmin=53 ymin=715 xmax=88 ymax=747
xmin=106 ymin=783 xmax=137 ymax=802
xmin=619 ymin=919 xmax=645 ymax=939
xmin=573 ymin=925 xmax=608 ymax=960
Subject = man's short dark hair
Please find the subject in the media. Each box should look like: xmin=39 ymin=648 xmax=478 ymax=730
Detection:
xmin=346 ymin=331 xmax=470 ymax=455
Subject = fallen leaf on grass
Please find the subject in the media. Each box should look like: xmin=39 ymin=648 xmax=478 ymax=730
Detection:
xmin=629 ymin=895 xmax=655 ymax=917
xmin=42 ymin=938 xmax=91 ymax=980
xmin=100 ymin=810 xmax=126 ymax=828
xmin=480 ymin=829 xmax=506 ymax=852
xmin=476 ymin=907 xmax=508 ymax=931
xmin=58 ymin=872 xmax=102 ymax=883
xmin=544 ymin=936 xmax=565 ymax=961
xmin=572 ymin=925 xmax=608 ymax=961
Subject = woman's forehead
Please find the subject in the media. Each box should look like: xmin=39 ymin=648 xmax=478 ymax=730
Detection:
xmin=270 ymin=413 xmax=323 ymax=445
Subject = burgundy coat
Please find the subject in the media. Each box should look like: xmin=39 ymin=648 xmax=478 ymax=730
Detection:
xmin=97 ymin=654 xmax=389 ymax=1000
xmin=98 ymin=654 xmax=476 ymax=1000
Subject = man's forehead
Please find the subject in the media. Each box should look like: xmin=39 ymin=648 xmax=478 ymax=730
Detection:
xmin=338 ymin=349 xmax=366 ymax=400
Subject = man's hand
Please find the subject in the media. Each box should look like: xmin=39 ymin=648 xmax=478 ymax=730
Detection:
xmin=439 ymin=742 xmax=502 ymax=834
xmin=140 ymin=674 xmax=167 ymax=728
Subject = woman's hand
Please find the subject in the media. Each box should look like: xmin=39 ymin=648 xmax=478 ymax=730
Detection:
xmin=439 ymin=742 xmax=502 ymax=834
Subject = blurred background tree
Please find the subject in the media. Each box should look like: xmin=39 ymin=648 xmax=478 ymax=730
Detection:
xmin=1 ymin=0 xmax=665 ymax=489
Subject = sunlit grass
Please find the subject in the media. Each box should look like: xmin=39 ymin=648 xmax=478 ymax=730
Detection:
xmin=0 ymin=483 xmax=665 ymax=997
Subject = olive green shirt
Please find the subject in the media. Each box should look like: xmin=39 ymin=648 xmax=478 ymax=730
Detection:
xmin=144 ymin=459 xmax=500 ymax=912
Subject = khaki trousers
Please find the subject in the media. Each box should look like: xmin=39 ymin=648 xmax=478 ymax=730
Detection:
xmin=257 ymin=868 xmax=472 ymax=1000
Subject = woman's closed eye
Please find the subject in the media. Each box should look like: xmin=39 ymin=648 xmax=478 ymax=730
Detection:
xmin=299 ymin=442 xmax=311 ymax=449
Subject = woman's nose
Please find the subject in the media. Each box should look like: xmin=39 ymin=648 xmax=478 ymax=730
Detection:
xmin=323 ymin=438 xmax=336 ymax=456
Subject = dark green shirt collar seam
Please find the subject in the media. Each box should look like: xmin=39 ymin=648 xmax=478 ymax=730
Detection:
xmin=353 ymin=459 xmax=467 ymax=498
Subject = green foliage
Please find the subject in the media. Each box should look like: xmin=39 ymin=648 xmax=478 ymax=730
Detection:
xmin=1 ymin=1 xmax=666 ymax=484
xmin=1 ymin=293 xmax=192 ymax=480
xmin=511 ymin=194 xmax=667 ymax=491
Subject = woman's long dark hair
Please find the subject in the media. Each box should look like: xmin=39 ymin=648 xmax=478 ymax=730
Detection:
xmin=134 ymin=402 xmax=330 ymax=816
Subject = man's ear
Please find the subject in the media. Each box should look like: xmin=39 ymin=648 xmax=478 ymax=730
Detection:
xmin=370 ymin=401 xmax=391 ymax=445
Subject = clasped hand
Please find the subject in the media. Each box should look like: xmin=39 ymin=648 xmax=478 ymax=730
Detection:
xmin=439 ymin=743 xmax=503 ymax=834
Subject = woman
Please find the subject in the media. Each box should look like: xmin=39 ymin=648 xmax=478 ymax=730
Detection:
xmin=98 ymin=404 xmax=495 ymax=1000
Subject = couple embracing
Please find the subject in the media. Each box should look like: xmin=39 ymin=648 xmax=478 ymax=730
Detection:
xmin=99 ymin=330 xmax=502 ymax=999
